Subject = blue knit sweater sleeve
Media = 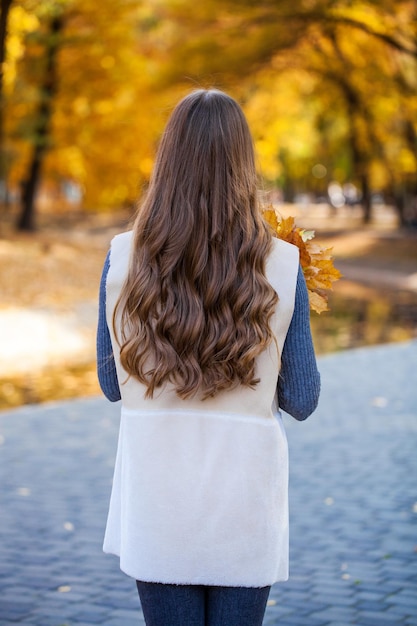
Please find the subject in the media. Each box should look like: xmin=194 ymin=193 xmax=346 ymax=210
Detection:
xmin=277 ymin=265 xmax=320 ymax=420
xmin=96 ymin=252 xmax=121 ymax=402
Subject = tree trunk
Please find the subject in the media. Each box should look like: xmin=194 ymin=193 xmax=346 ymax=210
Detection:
xmin=17 ymin=13 xmax=63 ymax=231
xmin=360 ymin=172 xmax=371 ymax=224
xmin=394 ymin=188 xmax=406 ymax=228
xmin=325 ymin=33 xmax=373 ymax=225
xmin=0 ymin=0 xmax=13 ymax=207
xmin=344 ymin=92 xmax=372 ymax=225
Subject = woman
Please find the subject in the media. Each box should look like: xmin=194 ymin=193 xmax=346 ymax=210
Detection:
xmin=97 ymin=88 xmax=320 ymax=626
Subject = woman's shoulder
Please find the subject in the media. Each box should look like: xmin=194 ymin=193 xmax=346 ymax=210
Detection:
xmin=265 ymin=236 xmax=300 ymax=298
xmin=106 ymin=231 xmax=133 ymax=282
xmin=111 ymin=230 xmax=133 ymax=248
xmin=109 ymin=230 xmax=133 ymax=261
xmin=268 ymin=236 xmax=300 ymax=267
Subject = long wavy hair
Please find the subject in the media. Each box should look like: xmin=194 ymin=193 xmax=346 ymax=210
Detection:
xmin=114 ymin=89 xmax=278 ymax=399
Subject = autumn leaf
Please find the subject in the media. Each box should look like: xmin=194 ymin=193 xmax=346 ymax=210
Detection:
xmin=308 ymin=290 xmax=329 ymax=315
xmin=262 ymin=205 xmax=342 ymax=314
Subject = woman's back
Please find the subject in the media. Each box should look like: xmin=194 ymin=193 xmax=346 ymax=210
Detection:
xmin=103 ymin=228 xmax=300 ymax=586
xmin=96 ymin=88 xmax=320 ymax=625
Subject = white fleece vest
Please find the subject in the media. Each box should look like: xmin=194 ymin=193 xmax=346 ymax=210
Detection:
xmin=103 ymin=231 xmax=299 ymax=587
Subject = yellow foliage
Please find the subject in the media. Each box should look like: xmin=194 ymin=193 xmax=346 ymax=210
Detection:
xmin=262 ymin=206 xmax=342 ymax=314
xmin=4 ymin=6 xmax=39 ymax=89
xmin=3 ymin=0 xmax=417 ymax=213
xmin=399 ymin=148 xmax=417 ymax=175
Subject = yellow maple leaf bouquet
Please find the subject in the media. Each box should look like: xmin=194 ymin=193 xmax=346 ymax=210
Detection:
xmin=262 ymin=206 xmax=342 ymax=314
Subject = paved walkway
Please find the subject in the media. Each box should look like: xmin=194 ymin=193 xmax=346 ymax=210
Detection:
xmin=1 ymin=341 xmax=416 ymax=626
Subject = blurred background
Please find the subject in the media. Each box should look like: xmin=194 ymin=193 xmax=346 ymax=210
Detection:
xmin=0 ymin=0 xmax=416 ymax=408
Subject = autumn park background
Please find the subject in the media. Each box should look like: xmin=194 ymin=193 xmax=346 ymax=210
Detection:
xmin=0 ymin=0 xmax=416 ymax=407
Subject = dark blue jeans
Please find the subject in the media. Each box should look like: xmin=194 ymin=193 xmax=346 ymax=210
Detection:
xmin=136 ymin=581 xmax=271 ymax=626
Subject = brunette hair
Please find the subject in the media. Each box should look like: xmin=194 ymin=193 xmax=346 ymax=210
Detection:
xmin=114 ymin=88 xmax=278 ymax=399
